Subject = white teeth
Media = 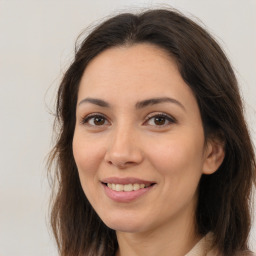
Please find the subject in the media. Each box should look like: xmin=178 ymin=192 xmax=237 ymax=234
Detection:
xmin=115 ymin=184 xmax=123 ymax=191
xmin=106 ymin=183 xmax=151 ymax=192
xmin=124 ymin=184 xmax=133 ymax=192
xmin=133 ymin=184 xmax=140 ymax=191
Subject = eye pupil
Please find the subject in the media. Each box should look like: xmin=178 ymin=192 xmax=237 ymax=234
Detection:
xmin=154 ymin=116 xmax=165 ymax=125
xmin=94 ymin=116 xmax=105 ymax=125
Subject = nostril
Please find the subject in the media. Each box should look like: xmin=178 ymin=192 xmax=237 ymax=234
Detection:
xmin=107 ymin=160 xmax=133 ymax=169
xmin=104 ymin=145 xmax=144 ymax=168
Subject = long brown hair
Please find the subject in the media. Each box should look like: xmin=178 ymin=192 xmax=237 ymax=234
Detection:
xmin=48 ymin=9 xmax=256 ymax=256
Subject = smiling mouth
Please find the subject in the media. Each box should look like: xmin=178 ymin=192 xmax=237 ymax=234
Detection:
xmin=102 ymin=183 xmax=155 ymax=192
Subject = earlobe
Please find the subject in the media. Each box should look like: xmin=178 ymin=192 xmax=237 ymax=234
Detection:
xmin=202 ymin=139 xmax=225 ymax=175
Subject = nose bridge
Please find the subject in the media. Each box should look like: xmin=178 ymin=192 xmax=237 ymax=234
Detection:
xmin=113 ymin=123 xmax=135 ymax=151
xmin=105 ymin=120 xmax=143 ymax=167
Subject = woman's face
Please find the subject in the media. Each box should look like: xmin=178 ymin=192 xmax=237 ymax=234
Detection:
xmin=73 ymin=44 xmax=218 ymax=233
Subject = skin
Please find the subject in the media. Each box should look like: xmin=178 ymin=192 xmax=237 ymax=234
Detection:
xmin=73 ymin=43 xmax=225 ymax=256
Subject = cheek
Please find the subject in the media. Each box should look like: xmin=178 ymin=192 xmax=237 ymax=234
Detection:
xmin=147 ymin=132 xmax=205 ymax=183
xmin=147 ymin=134 xmax=204 ymax=214
xmin=73 ymin=131 xmax=102 ymax=169
xmin=72 ymin=131 xmax=106 ymax=190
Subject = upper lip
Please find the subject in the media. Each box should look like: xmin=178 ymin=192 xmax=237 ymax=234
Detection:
xmin=101 ymin=177 xmax=155 ymax=185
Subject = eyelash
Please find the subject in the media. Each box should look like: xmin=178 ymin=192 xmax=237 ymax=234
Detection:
xmin=80 ymin=112 xmax=176 ymax=128
xmin=144 ymin=112 xmax=176 ymax=127
xmin=80 ymin=113 xmax=109 ymax=126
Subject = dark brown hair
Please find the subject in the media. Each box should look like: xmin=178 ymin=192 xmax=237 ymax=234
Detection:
xmin=48 ymin=9 xmax=256 ymax=256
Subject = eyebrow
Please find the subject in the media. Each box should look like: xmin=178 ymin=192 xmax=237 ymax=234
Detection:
xmin=135 ymin=97 xmax=185 ymax=111
xmin=78 ymin=98 xmax=110 ymax=107
xmin=78 ymin=97 xmax=185 ymax=111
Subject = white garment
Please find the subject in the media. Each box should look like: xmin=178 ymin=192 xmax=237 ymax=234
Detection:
xmin=185 ymin=233 xmax=256 ymax=256
xmin=185 ymin=233 xmax=218 ymax=256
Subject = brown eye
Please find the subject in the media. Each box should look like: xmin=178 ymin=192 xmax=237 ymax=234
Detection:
xmin=82 ymin=114 xmax=109 ymax=126
xmin=146 ymin=113 xmax=176 ymax=127
xmin=93 ymin=116 xmax=105 ymax=125
xmin=154 ymin=116 xmax=166 ymax=125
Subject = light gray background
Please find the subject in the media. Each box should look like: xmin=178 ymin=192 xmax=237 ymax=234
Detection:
xmin=0 ymin=0 xmax=255 ymax=255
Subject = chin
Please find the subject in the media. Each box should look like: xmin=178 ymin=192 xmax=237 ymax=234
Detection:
xmin=101 ymin=214 xmax=147 ymax=233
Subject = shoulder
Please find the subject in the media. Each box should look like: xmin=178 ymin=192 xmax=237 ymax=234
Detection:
xmin=233 ymin=251 xmax=256 ymax=256
xmin=207 ymin=251 xmax=256 ymax=256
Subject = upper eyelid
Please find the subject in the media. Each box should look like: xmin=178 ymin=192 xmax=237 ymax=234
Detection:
xmin=81 ymin=113 xmax=110 ymax=124
xmin=85 ymin=113 xmax=107 ymax=118
xmin=145 ymin=112 xmax=176 ymax=121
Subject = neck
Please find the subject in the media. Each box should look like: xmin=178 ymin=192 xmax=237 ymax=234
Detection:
xmin=115 ymin=209 xmax=201 ymax=256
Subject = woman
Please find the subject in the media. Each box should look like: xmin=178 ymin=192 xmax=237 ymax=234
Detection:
xmin=48 ymin=9 xmax=256 ymax=256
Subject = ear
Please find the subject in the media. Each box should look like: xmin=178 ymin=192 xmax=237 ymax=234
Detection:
xmin=202 ymin=139 xmax=225 ymax=175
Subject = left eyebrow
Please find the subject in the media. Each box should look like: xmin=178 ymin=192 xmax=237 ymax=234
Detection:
xmin=135 ymin=97 xmax=186 ymax=111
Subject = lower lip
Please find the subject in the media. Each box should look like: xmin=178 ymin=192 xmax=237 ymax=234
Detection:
xmin=102 ymin=183 xmax=154 ymax=203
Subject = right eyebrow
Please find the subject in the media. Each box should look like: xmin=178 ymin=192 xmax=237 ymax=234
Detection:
xmin=78 ymin=98 xmax=110 ymax=108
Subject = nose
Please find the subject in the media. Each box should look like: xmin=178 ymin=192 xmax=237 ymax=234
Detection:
xmin=104 ymin=125 xmax=143 ymax=169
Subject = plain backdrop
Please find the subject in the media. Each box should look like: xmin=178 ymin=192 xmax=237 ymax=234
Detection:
xmin=0 ymin=0 xmax=255 ymax=255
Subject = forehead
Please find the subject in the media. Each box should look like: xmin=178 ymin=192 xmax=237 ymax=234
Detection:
xmin=78 ymin=43 xmax=195 ymax=108
xmin=80 ymin=43 xmax=176 ymax=83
